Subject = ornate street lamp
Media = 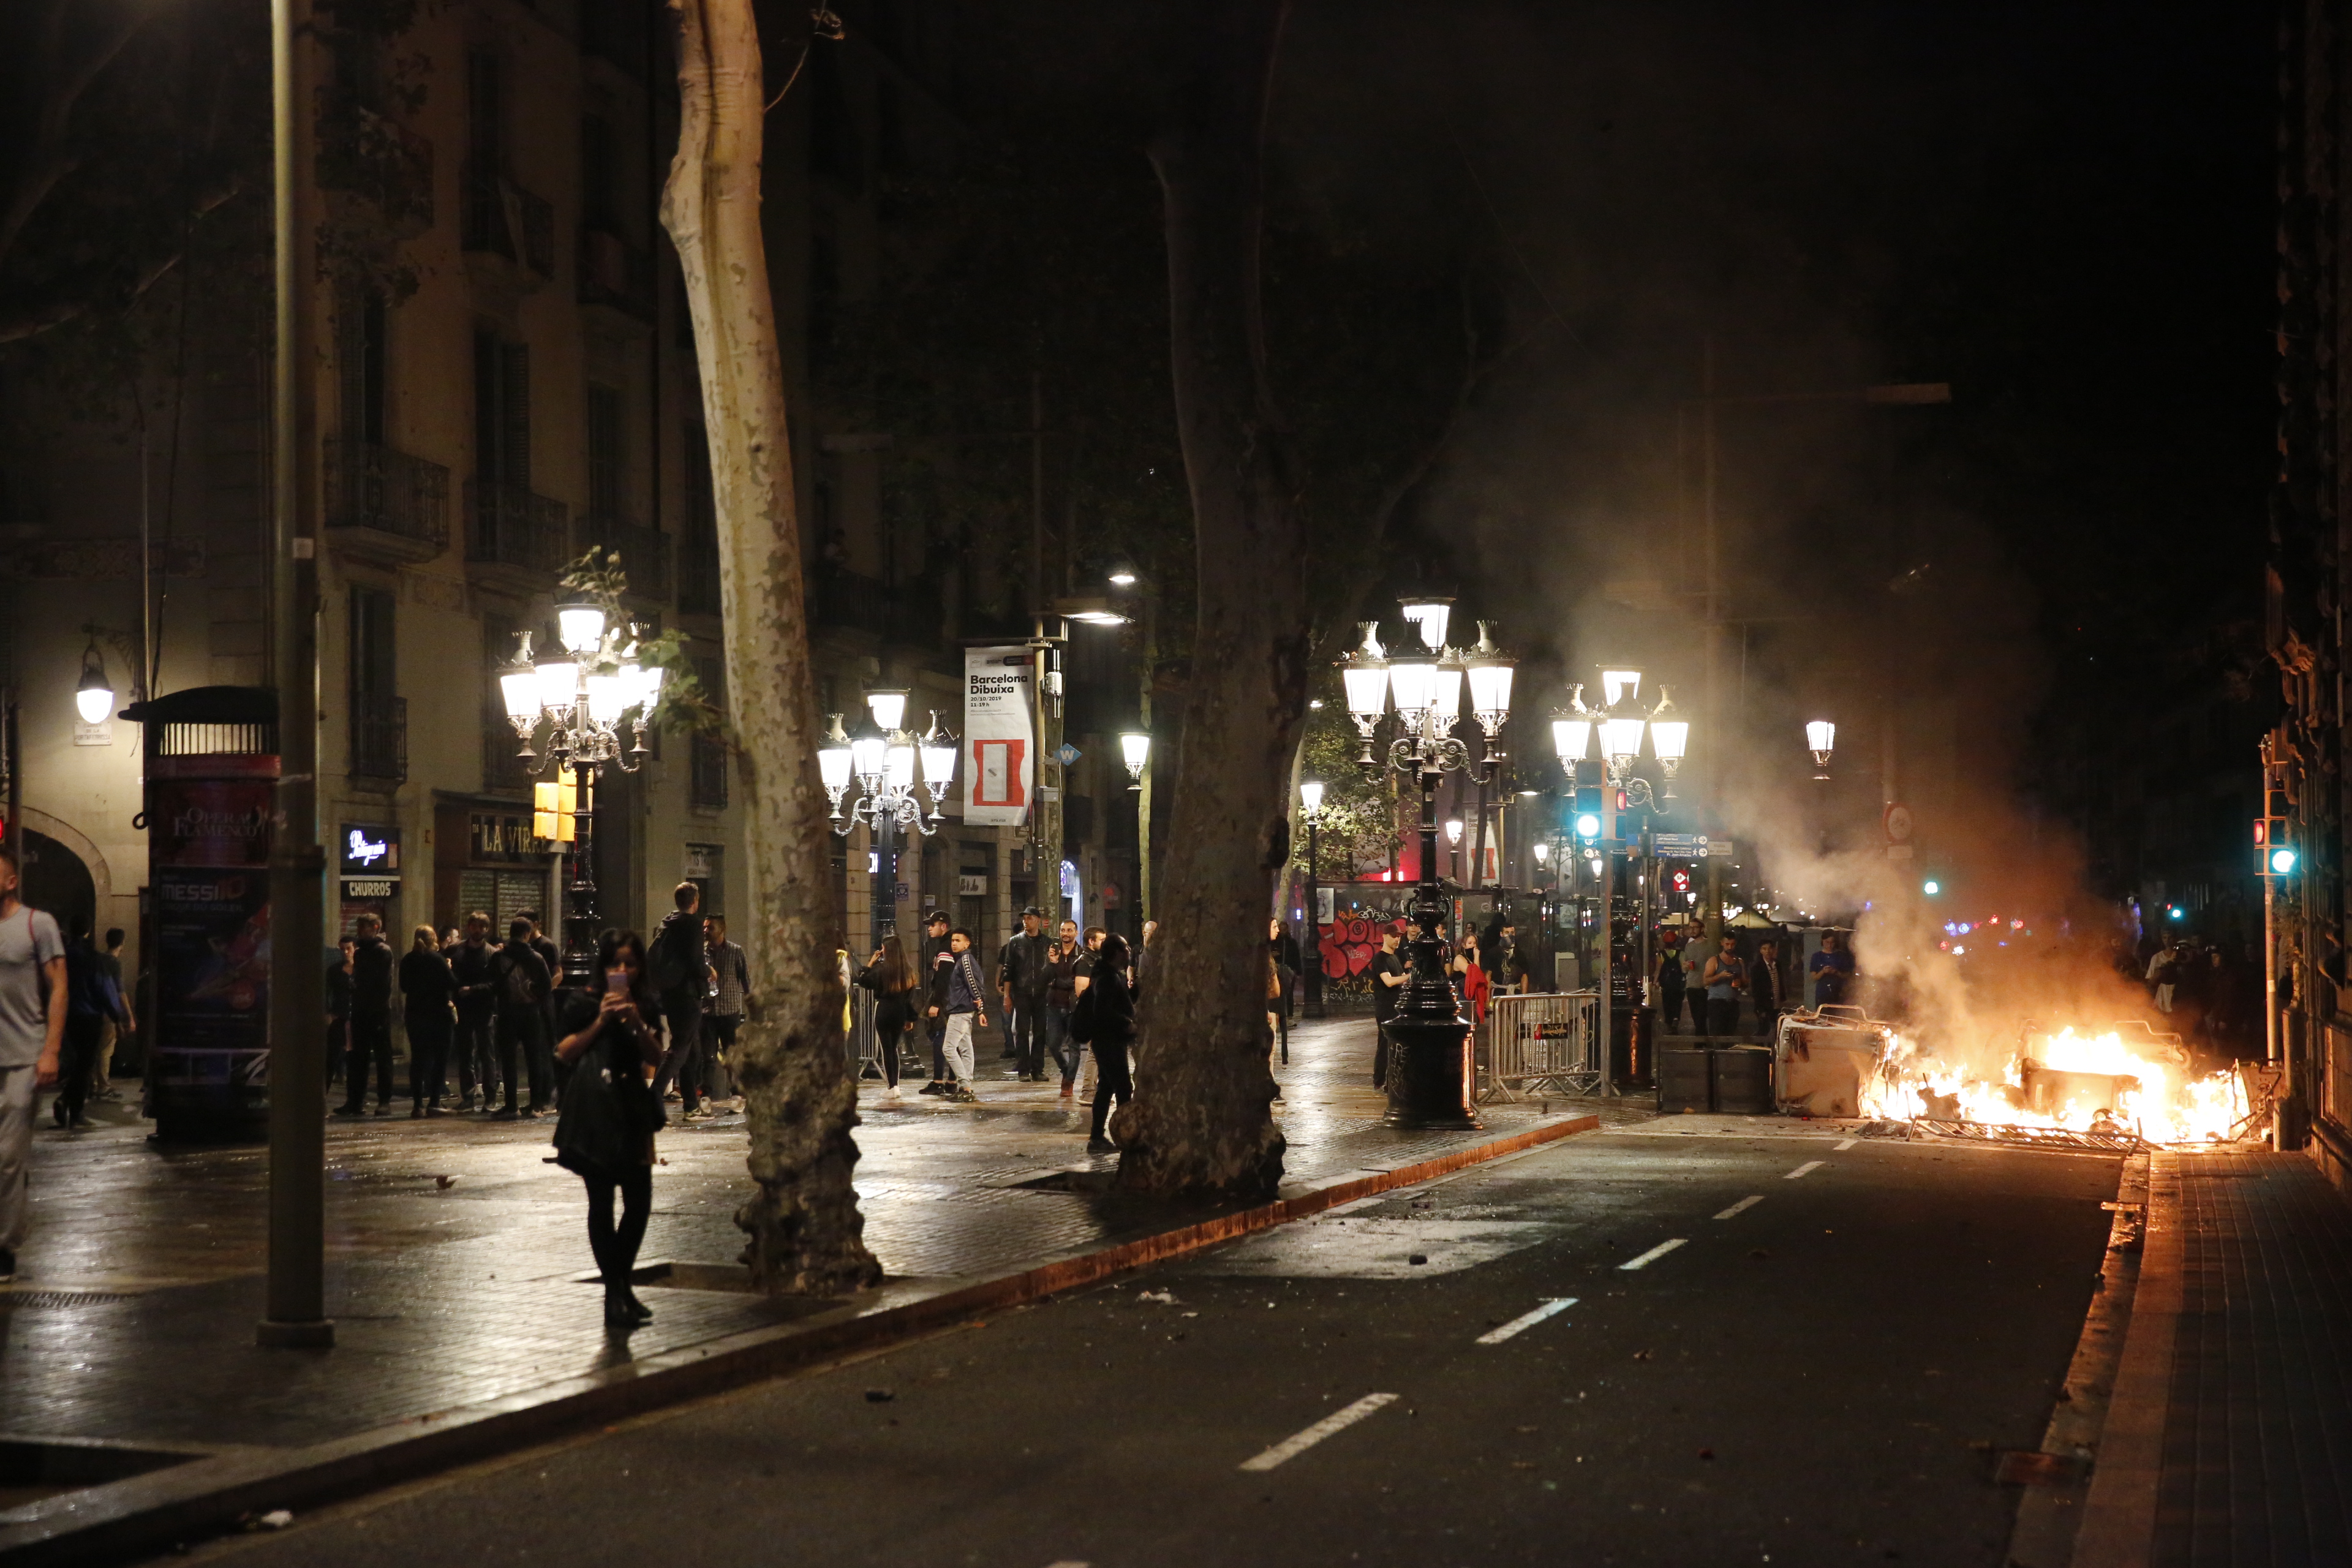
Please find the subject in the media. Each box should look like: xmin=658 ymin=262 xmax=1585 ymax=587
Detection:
xmin=816 ymin=693 xmax=956 ymax=947
xmin=1347 ymin=600 xmax=1514 ymax=1129
xmin=1807 ymin=718 xmax=1836 ymax=780
xmin=1118 ymin=730 xmax=1150 ymax=790
xmin=497 ymin=594 xmax=667 ymax=986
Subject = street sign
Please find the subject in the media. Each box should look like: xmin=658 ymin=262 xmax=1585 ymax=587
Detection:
xmin=1653 ymin=832 xmax=1707 ymax=857
xmin=1055 ymin=742 xmax=1081 ymax=767
xmin=1884 ymin=802 xmax=1914 ymax=843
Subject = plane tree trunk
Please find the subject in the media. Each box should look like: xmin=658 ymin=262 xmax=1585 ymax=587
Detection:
xmin=1113 ymin=0 xmax=1298 ymax=1202
xmin=661 ymin=0 xmax=880 ymax=1294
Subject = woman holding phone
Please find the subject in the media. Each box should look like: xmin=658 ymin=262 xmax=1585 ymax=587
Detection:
xmin=553 ymin=929 xmax=665 ymax=1330
xmin=853 ymin=933 xmax=921 ymax=1099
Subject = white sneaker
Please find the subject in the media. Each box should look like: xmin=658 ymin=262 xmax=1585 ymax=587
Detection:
xmin=882 ymin=1085 xmax=902 ymax=1101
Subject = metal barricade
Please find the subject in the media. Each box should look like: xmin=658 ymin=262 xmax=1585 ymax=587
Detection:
xmin=1480 ymin=990 xmax=1604 ymax=1101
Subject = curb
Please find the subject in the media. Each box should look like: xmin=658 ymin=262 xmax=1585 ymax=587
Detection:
xmin=0 ymin=1112 xmax=1599 ymax=1565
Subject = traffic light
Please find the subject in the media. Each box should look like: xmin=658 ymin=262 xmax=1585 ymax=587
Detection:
xmin=1572 ymin=786 xmax=1602 ymax=844
xmin=2258 ymin=766 xmax=2296 ymax=878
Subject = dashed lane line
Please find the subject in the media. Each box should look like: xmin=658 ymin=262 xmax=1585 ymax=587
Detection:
xmin=1476 ymin=1297 xmax=1577 ymax=1344
xmin=1834 ymin=1137 xmax=1858 ymax=1150
xmin=1713 ymin=1195 xmax=1764 ymax=1220
xmin=1238 ymin=1393 xmax=1400 ymax=1471
xmin=1618 ymin=1238 xmax=1687 ymax=1271
xmin=1785 ymin=1160 xmax=1825 ymax=1180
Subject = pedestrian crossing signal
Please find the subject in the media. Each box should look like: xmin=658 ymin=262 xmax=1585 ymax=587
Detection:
xmin=2256 ymin=816 xmax=2296 ymax=878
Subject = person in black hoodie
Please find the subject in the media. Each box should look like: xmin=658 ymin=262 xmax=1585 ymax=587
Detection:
xmin=1075 ymin=933 xmax=1137 ymax=1153
xmin=920 ymin=911 xmax=954 ymax=1094
xmin=446 ymin=913 xmax=499 ymax=1111
xmin=336 ymin=915 xmax=398 ymax=1116
xmin=649 ymin=883 xmax=710 ymax=1118
xmin=488 ymin=917 xmax=552 ymax=1119
xmin=399 ymin=925 xmax=456 ymax=1118
xmin=553 ymin=929 xmax=664 ymax=1331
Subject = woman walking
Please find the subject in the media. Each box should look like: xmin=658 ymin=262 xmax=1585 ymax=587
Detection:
xmin=1076 ymin=933 xmax=1136 ymax=1153
xmin=552 ymin=930 xmax=665 ymax=1331
xmin=854 ymin=933 xmax=921 ymax=1101
xmin=399 ymin=925 xmax=456 ymax=1117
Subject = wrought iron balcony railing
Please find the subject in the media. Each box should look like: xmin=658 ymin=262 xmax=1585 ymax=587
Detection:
xmin=325 ymin=437 xmax=450 ymax=552
xmin=575 ymin=513 xmax=673 ymax=602
xmin=466 ymin=481 xmax=568 ymax=575
xmin=349 ymin=695 xmax=407 ymax=784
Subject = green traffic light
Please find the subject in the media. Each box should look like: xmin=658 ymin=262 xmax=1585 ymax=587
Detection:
xmin=1922 ymin=880 xmax=1940 ymax=895
xmin=2270 ymin=846 xmax=2299 ymax=876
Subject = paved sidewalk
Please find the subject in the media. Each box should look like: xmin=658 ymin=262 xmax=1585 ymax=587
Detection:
xmin=2076 ymin=1149 xmax=2352 ymax=1568
xmin=0 ymin=1015 xmax=1613 ymax=1461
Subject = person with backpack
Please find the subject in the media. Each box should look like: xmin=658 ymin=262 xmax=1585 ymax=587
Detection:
xmin=552 ymin=929 xmax=665 ymax=1332
xmin=489 ymin=916 xmax=553 ymax=1119
xmin=649 ymin=883 xmax=712 ymax=1119
xmin=1069 ymin=932 xmax=1136 ymax=1154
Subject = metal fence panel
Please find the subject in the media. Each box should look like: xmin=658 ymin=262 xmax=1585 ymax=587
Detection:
xmin=1480 ymin=990 xmax=1604 ymax=1101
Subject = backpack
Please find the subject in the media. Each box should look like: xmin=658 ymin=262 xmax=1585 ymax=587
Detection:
xmin=1067 ymin=982 xmax=1097 ymax=1046
xmin=498 ymin=949 xmax=540 ymax=1010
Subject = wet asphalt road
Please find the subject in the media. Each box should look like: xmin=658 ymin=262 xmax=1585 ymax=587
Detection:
xmin=164 ymin=1125 xmax=2122 ymax=1568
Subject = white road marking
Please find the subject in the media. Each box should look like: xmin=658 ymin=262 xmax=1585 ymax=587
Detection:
xmin=1713 ymin=1195 xmax=1764 ymax=1220
xmin=1239 ymin=1392 xmax=1400 ymax=1471
xmin=1834 ymin=1137 xmax=1857 ymax=1151
xmin=1618 ymin=1238 xmax=1687 ymax=1271
xmin=1044 ymin=1562 xmax=1091 ymax=1567
xmin=1785 ymin=1160 xmax=1825 ymax=1180
xmin=1476 ymin=1297 xmax=1577 ymax=1344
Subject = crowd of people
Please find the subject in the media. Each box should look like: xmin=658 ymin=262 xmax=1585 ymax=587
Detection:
xmin=1652 ymin=924 xmax=1853 ymax=1042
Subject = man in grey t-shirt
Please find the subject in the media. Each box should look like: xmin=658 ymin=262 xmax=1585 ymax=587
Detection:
xmin=0 ymin=842 xmax=67 ymax=1282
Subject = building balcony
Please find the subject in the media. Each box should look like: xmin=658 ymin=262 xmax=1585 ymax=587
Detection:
xmin=349 ymin=695 xmax=407 ymax=786
xmin=575 ymin=512 xmax=671 ymax=603
xmin=578 ymin=222 xmax=654 ymax=322
xmin=461 ymin=162 xmax=555 ymax=279
xmin=465 ymin=480 xmax=568 ymax=592
xmin=325 ymin=437 xmax=449 ymax=563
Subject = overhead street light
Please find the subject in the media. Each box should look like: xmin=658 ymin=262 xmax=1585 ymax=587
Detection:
xmin=1807 ymin=719 xmax=1836 ymax=780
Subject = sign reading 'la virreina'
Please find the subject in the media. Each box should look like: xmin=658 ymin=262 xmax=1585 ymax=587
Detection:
xmin=962 ymin=646 xmax=1035 ymax=827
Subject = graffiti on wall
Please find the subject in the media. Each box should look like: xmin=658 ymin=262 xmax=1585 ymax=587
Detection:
xmin=1315 ymin=900 xmax=1408 ymax=1007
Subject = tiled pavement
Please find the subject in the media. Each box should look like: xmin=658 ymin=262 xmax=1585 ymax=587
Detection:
xmin=0 ymin=1014 xmax=1616 ymax=1455
xmin=2147 ymin=1151 xmax=2352 ymax=1567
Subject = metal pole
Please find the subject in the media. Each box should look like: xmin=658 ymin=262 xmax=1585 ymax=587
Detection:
xmin=1303 ymin=812 xmax=1324 ymax=1018
xmin=1599 ymin=782 xmax=1615 ymax=1087
xmin=259 ymin=0 xmax=331 ymax=1350
xmin=563 ymin=759 xmax=597 ymax=987
xmin=1136 ymin=589 xmax=1155 ymax=930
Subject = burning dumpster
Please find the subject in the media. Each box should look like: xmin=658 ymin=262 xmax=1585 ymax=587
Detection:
xmin=1773 ymin=1006 xmax=1897 ymax=1118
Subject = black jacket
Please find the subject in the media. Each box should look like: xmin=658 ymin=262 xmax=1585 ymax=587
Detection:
xmin=1072 ymin=961 xmax=1136 ymax=1046
xmin=926 ymin=936 xmax=955 ymax=1013
xmin=399 ymin=949 xmax=456 ymax=1021
xmin=448 ymin=939 xmax=499 ymax=1020
xmin=997 ymin=930 xmax=1053 ymax=1000
xmin=654 ymin=910 xmax=707 ymax=1006
xmin=350 ymin=935 xmax=394 ymax=1017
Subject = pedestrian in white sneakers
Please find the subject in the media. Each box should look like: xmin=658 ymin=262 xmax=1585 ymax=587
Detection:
xmin=940 ymin=928 xmax=988 ymax=1103
xmin=854 ymin=933 xmax=921 ymax=1099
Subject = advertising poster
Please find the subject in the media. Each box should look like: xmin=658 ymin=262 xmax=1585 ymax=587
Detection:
xmin=963 ymin=645 xmax=1035 ymax=827
xmin=151 ymin=773 xmax=275 ymax=868
xmin=152 ymin=866 xmax=273 ymax=1112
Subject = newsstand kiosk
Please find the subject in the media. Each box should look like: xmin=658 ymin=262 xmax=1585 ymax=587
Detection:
xmin=127 ymin=687 xmax=278 ymax=1140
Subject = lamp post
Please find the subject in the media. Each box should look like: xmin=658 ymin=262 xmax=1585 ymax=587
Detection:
xmin=816 ymin=695 xmax=956 ymax=949
xmin=1300 ymin=778 xmax=1326 ymax=1019
xmin=497 ymin=589 xmax=666 ymax=986
xmin=1807 ymin=719 xmax=1836 ymax=780
xmin=1342 ymin=603 xmax=1514 ymax=1129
